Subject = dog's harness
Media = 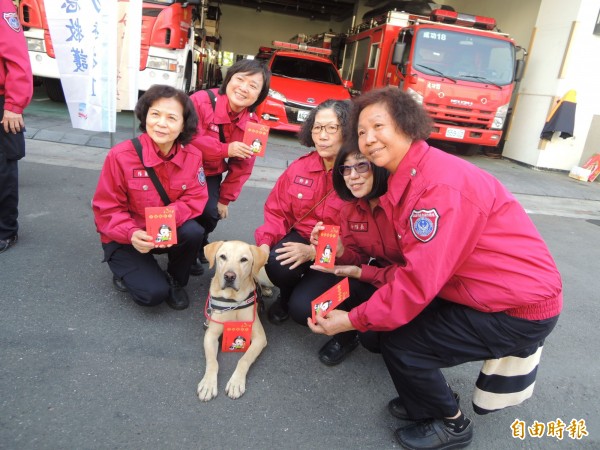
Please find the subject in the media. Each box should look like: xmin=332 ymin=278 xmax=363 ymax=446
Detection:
xmin=203 ymin=290 xmax=257 ymax=328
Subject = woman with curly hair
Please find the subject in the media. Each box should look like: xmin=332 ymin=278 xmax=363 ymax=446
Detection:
xmin=92 ymin=85 xmax=208 ymax=311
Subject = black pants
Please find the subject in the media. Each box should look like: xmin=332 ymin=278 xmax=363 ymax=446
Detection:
xmin=371 ymin=298 xmax=559 ymax=420
xmin=195 ymin=174 xmax=222 ymax=244
xmin=0 ymin=98 xmax=25 ymax=240
xmin=102 ymin=220 xmax=204 ymax=306
xmin=264 ymin=230 xmax=340 ymax=324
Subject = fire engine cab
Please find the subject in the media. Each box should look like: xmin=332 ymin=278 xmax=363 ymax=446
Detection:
xmin=340 ymin=8 xmax=525 ymax=154
xmin=256 ymin=41 xmax=353 ymax=133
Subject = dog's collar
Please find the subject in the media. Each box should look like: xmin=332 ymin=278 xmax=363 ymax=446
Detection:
xmin=209 ymin=290 xmax=256 ymax=311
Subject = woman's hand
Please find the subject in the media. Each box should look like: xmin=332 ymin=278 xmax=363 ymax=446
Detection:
xmin=310 ymin=221 xmax=325 ymax=246
xmin=227 ymin=141 xmax=254 ymax=159
xmin=311 ymin=264 xmax=362 ymax=279
xmin=307 ymin=309 xmax=355 ymax=336
xmin=217 ymin=202 xmax=229 ymax=219
xmin=275 ymin=242 xmax=316 ymax=270
xmin=131 ymin=230 xmax=156 ymax=254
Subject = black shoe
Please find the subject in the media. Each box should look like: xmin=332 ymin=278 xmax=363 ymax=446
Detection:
xmin=165 ymin=274 xmax=190 ymax=310
xmin=395 ymin=417 xmax=473 ymax=450
xmin=318 ymin=334 xmax=360 ymax=366
xmin=267 ymin=295 xmax=289 ymax=325
xmin=0 ymin=234 xmax=18 ymax=254
xmin=189 ymin=258 xmax=205 ymax=276
xmin=389 ymin=392 xmax=460 ymax=421
xmin=112 ymin=275 xmax=128 ymax=292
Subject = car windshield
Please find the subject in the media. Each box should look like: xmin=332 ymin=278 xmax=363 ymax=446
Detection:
xmin=271 ymin=55 xmax=343 ymax=85
xmin=413 ymin=28 xmax=515 ymax=86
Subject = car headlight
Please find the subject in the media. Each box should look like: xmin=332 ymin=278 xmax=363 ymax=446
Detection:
xmin=492 ymin=103 xmax=509 ymax=130
xmin=268 ymin=88 xmax=287 ymax=102
xmin=27 ymin=37 xmax=45 ymax=52
xmin=147 ymin=56 xmax=177 ymax=72
xmin=407 ymin=87 xmax=423 ymax=105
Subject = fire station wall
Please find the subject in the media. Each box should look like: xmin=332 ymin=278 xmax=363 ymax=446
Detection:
xmin=217 ymin=5 xmax=352 ymax=57
xmin=502 ymin=0 xmax=600 ymax=171
xmin=442 ymin=0 xmax=600 ymax=172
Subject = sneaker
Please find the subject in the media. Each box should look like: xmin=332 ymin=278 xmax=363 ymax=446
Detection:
xmin=267 ymin=295 xmax=289 ymax=325
xmin=395 ymin=417 xmax=473 ymax=450
xmin=389 ymin=392 xmax=460 ymax=421
xmin=165 ymin=274 xmax=190 ymax=310
xmin=0 ymin=234 xmax=18 ymax=254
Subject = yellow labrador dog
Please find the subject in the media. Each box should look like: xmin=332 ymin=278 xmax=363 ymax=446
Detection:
xmin=197 ymin=240 xmax=268 ymax=401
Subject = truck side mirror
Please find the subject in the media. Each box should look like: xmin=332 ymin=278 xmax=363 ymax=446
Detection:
xmin=392 ymin=42 xmax=407 ymax=66
xmin=514 ymin=59 xmax=525 ymax=82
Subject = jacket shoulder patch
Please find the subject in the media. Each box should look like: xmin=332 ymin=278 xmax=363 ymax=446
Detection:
xmin=410 ymin=209 xmax=439 ymax=243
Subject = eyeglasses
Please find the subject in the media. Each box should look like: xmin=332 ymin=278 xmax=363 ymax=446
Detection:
xmin=338 ymin=161 xmax=371 ymax=176
xmin=311 ymin=124 xmax=340 ymax=135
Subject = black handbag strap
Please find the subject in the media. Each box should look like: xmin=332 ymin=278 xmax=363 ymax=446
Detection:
xmin=131 ymin=137 xmax=171 ymax=206
xmin=205 ymin=89 xmax=226 ymax=144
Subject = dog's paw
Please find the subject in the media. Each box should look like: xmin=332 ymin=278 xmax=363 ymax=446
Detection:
xmin=225 ymin=374 xmax=246 ymax=399
xmin=197 ymin=377 xmax=218 ymax=402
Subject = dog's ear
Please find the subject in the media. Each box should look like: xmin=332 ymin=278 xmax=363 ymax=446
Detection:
xmin=203 ymin=241 xmax=224 ymax=269
xmin=249 ymin=245 xmax=268 ymax=276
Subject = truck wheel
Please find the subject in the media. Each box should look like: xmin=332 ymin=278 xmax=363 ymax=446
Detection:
xmin=44 ymin=78 xmax=65 ymax=102
xmin=458 ymin=144 xmax=481 ymax=156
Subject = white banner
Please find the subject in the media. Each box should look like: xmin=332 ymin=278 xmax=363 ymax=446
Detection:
xmin=117 ymin=0 xmax=142 ymax=111
xmin=45 ymin=0 xmax=117 ymax=132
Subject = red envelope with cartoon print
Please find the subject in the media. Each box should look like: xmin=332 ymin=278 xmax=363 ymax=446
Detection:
xmin=145 ymin=206 xmax=177 ymax=246
xmin=222 ymin=321 xmax=252 ymax=352
xmin=314 ymin=224 xmax=339 ymax=269
xmin=243 ymin=122 xmax=270 ymax=157
xmin=311 ymin=277 xmax=350 ymax=323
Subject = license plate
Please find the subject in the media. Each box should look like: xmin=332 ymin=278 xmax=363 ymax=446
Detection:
xmin=297 ymin=110 xmax=310 ymax=122
xmin=445 ymin=128 xmax=465 ymax=139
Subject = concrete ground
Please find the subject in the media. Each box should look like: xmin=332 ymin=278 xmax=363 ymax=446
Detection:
xmin=1 ymin=97 xmax=600 ymax=449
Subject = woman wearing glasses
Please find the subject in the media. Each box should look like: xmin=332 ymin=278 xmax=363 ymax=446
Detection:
xmin=309 ymin=143 xmax=397 ymax=365
xmin=254 ymin=100 xmax=352 ymax=331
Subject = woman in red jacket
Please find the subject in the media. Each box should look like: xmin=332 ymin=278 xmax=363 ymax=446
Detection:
xmin=310 ymin=143 xmax=394 ymax=365
xmin=92 ymin=85 xmax=208 ymax=311
xmin=189 ymin=59 xmax=270 ymax=275
xmin=308 ymin=87 xmax=562 ymax=450
xmin=254 ymin=100 xmax=352 ymax=331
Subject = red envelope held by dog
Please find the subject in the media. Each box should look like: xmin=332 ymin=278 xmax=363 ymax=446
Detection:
xmin=222 ymin=321 xmax=252 ymax=352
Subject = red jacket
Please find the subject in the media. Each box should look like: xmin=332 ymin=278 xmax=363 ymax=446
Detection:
xmin=0 ymin=0 xmax=33 ymax=113
xmin=92 ymin=133 xmax=208 ymax=244
xmin=349 ymin=140 xmax=563 ymax=332
xmin=189 ymin=88 xmax=258 ymax=205
xmin=337 ymin=200 xmax=405 ymax=288
xmin=255 ymin=151 xmax=350 ymax=247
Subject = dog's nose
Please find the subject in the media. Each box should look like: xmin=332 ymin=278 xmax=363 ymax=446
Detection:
xmin=224 ymin=271 xmax=237 ymax=285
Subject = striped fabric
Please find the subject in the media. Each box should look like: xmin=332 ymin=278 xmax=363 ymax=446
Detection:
xmin=472 ymin=345 xmax=543 ymax=415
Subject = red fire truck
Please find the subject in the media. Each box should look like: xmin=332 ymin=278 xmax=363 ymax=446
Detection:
xmin=18 ymin=0 xmax=202 ymax=101
xmin=339 ymin=8 xmax=525 ymax=154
